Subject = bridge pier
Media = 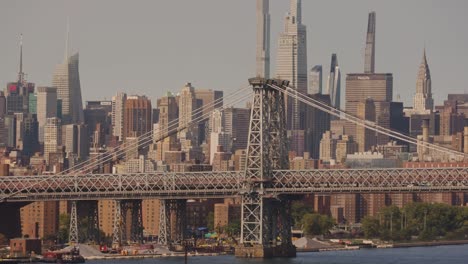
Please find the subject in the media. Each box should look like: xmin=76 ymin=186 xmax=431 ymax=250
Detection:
xmin=157 ymin=199 xmax=186 ymax=245
xmin=172 ymin=199 xmax=187 ymax=243
xmin=129 ymin=200 xmax=143 ymax=243
xmin=112 ymin=200 xmax=143 ymax=247
xmin=69 ymin=201 xmax=79 ymax=244
xmin=157 ymin=199 xmax=171 ymax=245
xmin=112 ymin=200 xmax=123 ymax=248
xmin=87 ymin=200 xmax=100 ymax=244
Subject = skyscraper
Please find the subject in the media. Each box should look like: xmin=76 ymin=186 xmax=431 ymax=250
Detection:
xmin=44 ymin=117 xmax=61 ymax=165
xmin=345 ymin=74 xmax=393 ymax=144
xmin=194 ymin=89 xmax=223 ymax=143
xmin=256 ymin=0 xmax=270 ymax=78
xmin=178 ymin=83 xmax=200 ymax=146
xmin=327 ymin=54 xmax=341 ymax=109
xmin=37 ymin=87 xmax=57 ymax=143
xmin=63 ymin=123 xmax=89 ymax=161
xmin=223 ymin=107 xmax=250 ymax=152
xmin=413 ymin=50 xmax=433 ymax=114
xmin=309 ymin=65 xmax=322 ymax=95
xmin=276 ymin=0 xmax=308 ymax=114
xmin=356 ymin=98 xmax=376 ymax=152
xmin=52 ymin=27 xmax=84 ymax=124
xmin=123 ymin=95 xmax=152 ymax=139
xmin=152 ymin=92 xmax=179 ymax=161
xmin=276 ymin=0 xmax=308 ymax=155
xmin=364 ymin=12 xmax=376 ymax=74
xmin=156 ymin=92 xmax=178 ymax=138
xmin=346 ymin=11 xmax=393 ymax=146
xmin=6 ymin=34 xmax=35 ymax=115
xmin=15 ymin=112 xmax=38 ymax=156
xmin=111 ymin=92 xmax=127 ymax=141
xmin=305 ymin=94 xmax=331 ymax=159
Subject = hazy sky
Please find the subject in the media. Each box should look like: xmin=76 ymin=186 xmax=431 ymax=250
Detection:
xmin=1 ymin=0 xmax=467 ymax=107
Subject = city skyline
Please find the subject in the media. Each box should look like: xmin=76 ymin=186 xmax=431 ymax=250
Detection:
xmin=0 ymin=1 xmax=468 ymax=258
xmin=0 ymin=0 xmax=467 ymax=107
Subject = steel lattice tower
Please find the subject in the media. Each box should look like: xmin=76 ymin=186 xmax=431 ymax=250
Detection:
xmin=69 ymin=201 xmax=79 ymax=244
xmin=236 ymin=78 xmax=296 ymax=258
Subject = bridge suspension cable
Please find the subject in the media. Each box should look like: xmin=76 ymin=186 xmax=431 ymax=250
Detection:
xmin=57 ymin=85 xmax=250 ymax=176
xmin=268 ymin=83 xmax=467 ymax=159
xmin=0 ymin=86 xmax=252 ymax=202
xmin=69 ymin=86 xmax=252 ymax=175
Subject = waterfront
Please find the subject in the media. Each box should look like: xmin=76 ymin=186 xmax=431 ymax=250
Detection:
xmin=86 ymin=244 xmax=468 ymax=264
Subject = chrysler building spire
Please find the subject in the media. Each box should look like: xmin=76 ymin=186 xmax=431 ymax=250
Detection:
xmin=413 ymin=49 xmax=433 ymax=113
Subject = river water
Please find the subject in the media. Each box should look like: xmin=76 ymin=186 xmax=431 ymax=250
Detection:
xmin=87 ymin=244 xmax=468 ymax=264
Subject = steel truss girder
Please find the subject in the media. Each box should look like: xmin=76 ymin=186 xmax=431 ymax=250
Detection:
xmin=0 ymin=168 xmax=467 ymax=202
xmin=269 ymin=168 xmax=468 ymax=194
xmin=0 ymin=171 xmax=242 ymax=202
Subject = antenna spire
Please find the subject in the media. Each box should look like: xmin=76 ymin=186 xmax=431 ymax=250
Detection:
xmin=64 ymin=17 xmax=70 ymax=62
xmin=18 ymin=34 xmax=24 ymax=83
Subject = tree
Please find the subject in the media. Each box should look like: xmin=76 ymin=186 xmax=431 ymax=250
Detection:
xmin=301 ymin=213 xmax=334 ymax=236
xmin=57 ymin=213 xmax=70 ymax=243
xmin=291 ymin=201 xmax=314 ymax=228
xmin=361 ymin=216 xmax=380 ymax=238
xmin=225 ymin=220 xmax=241 ymax=237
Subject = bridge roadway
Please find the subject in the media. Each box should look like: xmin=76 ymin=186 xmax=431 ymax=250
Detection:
xmin=0 ymin=167 xmax=467 ymax=202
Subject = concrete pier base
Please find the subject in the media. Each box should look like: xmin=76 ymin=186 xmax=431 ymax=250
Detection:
xmin=235 ymin=244 xmax=296 ymax=258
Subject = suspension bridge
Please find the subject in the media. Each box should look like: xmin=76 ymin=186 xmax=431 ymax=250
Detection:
xmin=0 ymin=78 xmax=467 ymax=258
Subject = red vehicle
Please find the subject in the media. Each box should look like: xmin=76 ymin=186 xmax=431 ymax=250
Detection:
xmin=99 ymin=245 xmax=109 ymax=253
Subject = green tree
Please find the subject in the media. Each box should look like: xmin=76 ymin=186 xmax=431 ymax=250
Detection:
xmin=361 ymin=216 xmax=380 ymax=238
xmin=291 ymin=201 xmax=314 ymax=228
xmin=225 ymin=220 xmax=241 ymax=237
xmin=301 ymin=213 xmax=334 ymax=236
xmin=57 ymin=213 xmax=70 ymax=243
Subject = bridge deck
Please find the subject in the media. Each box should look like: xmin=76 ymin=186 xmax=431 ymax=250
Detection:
xmin=0 ymin=168 xmax=466 ymax=202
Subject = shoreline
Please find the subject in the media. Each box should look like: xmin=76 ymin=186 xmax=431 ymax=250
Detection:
xmin=393 ymin=240 xmax=468 ymax=248
xmin=81 ymin=240 xmax=468 ymax=260
xmin=85 ymin=252 xmax=226 ymax=261
xmin=297 ymin=239 xmax=468 ymax=253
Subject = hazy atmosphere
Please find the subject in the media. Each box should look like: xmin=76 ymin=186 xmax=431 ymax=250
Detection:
xmin=1 ymin=0 xmax=467 ymax=106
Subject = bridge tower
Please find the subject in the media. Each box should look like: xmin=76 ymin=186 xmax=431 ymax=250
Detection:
xmin=235 ymin=78 xmax=296 ymax=258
